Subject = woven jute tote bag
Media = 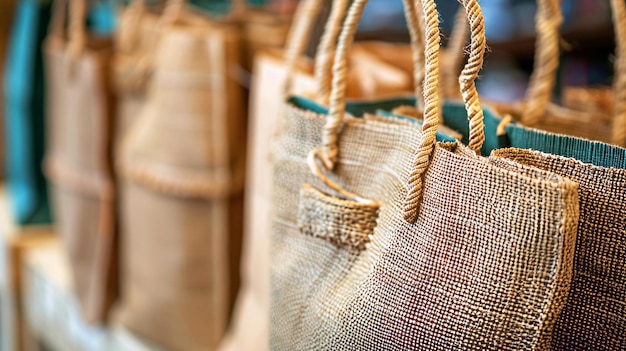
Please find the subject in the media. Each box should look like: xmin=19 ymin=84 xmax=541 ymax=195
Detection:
xmin=271 ymin=0 xmax=580 ymax=349
xmin=43 ymin=0 xmax=117 ymax=325
xmin=490 ymin=145 xmax=626 ymax=350
xmin=436 ymin=0 xmax=626 ymax=156
xmin=116 ymin=1 xmax=245 ymax=349
xmin=483 ymin=0 xmax=626 ymax=147
xmin=220 ymin=0 xmax=416 ymax=349
xmin=484 ymin=3 xmax=626 ymax=349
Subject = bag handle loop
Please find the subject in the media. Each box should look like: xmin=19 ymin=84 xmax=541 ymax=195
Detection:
xmin=521 ymin=0 xmax=626 ymax=146
xmin=405 ymin=0 xmax=485 ymax=221
xmin=521 ymin=0 xmax=563 ymax=126
xmin=443 ymin=7 xmax=469 ymax=100
xmin=312 ymin=0 xmax=486 ymax=223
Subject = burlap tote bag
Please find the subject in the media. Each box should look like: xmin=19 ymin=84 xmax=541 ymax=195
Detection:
xmin=271 ymin=0 xmax=579 ymax=349
xmin=433 ymin=0 xmax=626 ymax=156
xmin=116 ymin=1 xmax=245 ymax=349
xmin=483 ymin=3 xmax=626 ymax=349
xmin=220 ymin=0 xmax=416 ymax=349
xmin=43 ymin=0 xmax=116 ymax=325
xmin=482 ymin=0 xmax=626 ymax=146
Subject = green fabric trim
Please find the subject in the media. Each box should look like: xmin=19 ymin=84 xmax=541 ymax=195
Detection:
xmin=440 ymin=102 xmax=505 ymax=156
xmin=374 ymin=109 xmax=457 ymax=143
xmin=288 ymin=95 xmax=415 ymax=117
xmin=288 ymin=95 xmax=626 ymax=169
xmin=505 ymin=126 xmax=626 ymax=169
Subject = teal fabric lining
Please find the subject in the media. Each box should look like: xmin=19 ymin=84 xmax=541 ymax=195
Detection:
xmin=440 ymin=102 xmax=506 ymax=156
xmin=288 ymin=95 xmax=414 ymax=117
xmin=288 ymin=96 xmax=494 ymax=147
xmin=288 ymin=95 xmax=626 ymax=169
xmin=505 ymin=126 xmax=626 ymax=169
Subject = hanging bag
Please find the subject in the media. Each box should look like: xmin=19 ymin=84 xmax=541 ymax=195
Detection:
xmin=220 ymin=0 xmax=419 ymax=349
xmin=271 ymin=0 xmax=579 ymax=349
xmin=487 ymin=1 xmax=626 ymax=348
xmin=43 ymin=0 xmax=117 ymax=324
xmin=116 ymin=1 xmax=245 ymax=349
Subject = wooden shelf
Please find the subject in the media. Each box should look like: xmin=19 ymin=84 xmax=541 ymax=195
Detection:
xmin=22 ymin=239 xmax=164 ymax=351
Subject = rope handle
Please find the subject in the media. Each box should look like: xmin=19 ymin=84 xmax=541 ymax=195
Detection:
xmin=312 ymin=0 xmax=486 ymax=223
xmin=314 ymin=0 xmax=351 ymax=104
xmin=443 ymin=6 xmax=469 ymax=99
xmin=521 ymin=0 xmax=563 ymax=126
xmin=404 ymin=0 xmax=485 ymax=220
xmin=282 ymin=0 xmax=325 ymax=97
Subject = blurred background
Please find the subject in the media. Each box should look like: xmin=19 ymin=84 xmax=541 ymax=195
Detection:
xmin=0 ymin=0 xmax=617 ymax=350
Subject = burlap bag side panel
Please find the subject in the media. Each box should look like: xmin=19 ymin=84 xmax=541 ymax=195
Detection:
xmin=493 ymin=147 xmax=626 ymax=350
xmin=271 ymin=104 xmax=579 ymax=350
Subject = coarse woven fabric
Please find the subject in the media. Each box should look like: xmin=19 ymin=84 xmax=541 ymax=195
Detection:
xmin=271 ymin=100 xmax=580 ymax=350
xmin=43 ymin=29 xmax=116 ymax=325
xmin=492 ymin=147 xmax=626 ymax=350
xmin=116 ymin=17 xmax=245 ymax=351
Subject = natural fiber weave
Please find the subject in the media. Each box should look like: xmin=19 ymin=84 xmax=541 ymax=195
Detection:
xmin=271 ymin=0 xmax=581 ymax=348
xmin=116 ymin=9 xmax=245 ymax=350
xmin=492 ymin=147 xmax=626 ymax=350
xmin=271 ymin=103 xmax=580 ymax=350
xmin=44 ymin=0 xmax=116 ymax=325
xmin=298 ymin=184 xmax=379 ymax=252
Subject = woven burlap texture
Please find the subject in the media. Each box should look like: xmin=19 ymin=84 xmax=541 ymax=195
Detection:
xmin=116 ymin=5 xmax=245 ymax=350
xmin=270 ymin=103 xmax=580 ymax=350
xmin=493 ymin=148 xmax=626 ymax=350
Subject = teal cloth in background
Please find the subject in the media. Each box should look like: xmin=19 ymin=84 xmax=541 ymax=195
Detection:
xmin=3 ymin=0 xmax=52 ymax=224
xmin=2 ymin=0 xmax=118 ymax=225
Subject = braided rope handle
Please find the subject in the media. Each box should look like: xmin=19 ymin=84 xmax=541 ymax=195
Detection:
xmin=521 ymin=0 xmax=563 ymax=125
xmin=314 ymin=0 xmax=351 ymax=104
xmin=402 ymin=0 xmax=425 ymax=110
xmin=458 ymin=0 xmax=486 ymax=153
xmin=315 ymin=0 xmax=425 ymax=106
xmin=611 ymin=0 xmax=626 ymax=145
xmin=322 ymin=0 xmax=426 ymax=170
xmin=405 ymin=0 xmax=485 ymax=221
xmin=443 ymin=7 xmax=469 ymax=99
xmin=282 ymin=0 xmax=324 ymax=97
xmin=316 ymin=0 xmax=485 ymax=223
xmin=402 ymin=0 xmax=441 ymax=223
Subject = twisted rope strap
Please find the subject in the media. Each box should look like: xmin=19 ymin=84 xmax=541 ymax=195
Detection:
xmin=320 ymin=0 xmax=427 ymax=170
xmin=402 ymin=0 xmax=441 ymax=223
xmin=443 ymin=6 xmax=469 ymax=99
xmin=402 ymin=0 xmax=425 ymax=109
xmin=314 ymin=0 xmax=351 ymax=104
xmin=458 ymin=0 xmax=486 ymax=154
xmin=521 ymin=0 xmax=563 ymax=126
xmin=282 ymin=0 xmax=324 ymax=97
xmin=611 ymin=0 xmax=626 ymax=146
